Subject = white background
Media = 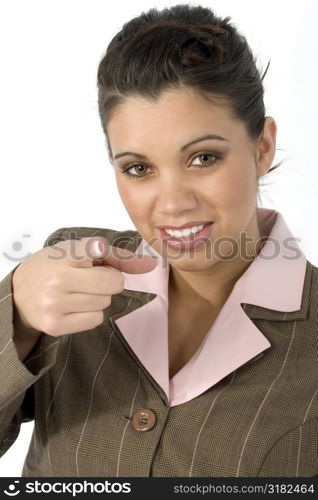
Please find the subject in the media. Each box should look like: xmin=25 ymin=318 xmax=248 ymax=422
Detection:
xmin=0 ymin=0 xmax=317 ymax=477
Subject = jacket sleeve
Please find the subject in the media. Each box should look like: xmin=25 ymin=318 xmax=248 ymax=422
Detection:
xmin=0 ymin=227 xmax=67 ymax=458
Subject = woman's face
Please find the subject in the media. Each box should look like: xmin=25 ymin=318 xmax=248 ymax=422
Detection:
xmin=107 ymin=87 xmax=276 ymax=271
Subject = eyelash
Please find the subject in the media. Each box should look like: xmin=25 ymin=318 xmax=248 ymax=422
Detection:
xmin=120 ymin=152 xmax=222 ymax=181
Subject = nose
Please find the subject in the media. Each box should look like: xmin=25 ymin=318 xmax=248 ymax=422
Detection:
xmin=155 ymin=173 xmax=198 ymax=216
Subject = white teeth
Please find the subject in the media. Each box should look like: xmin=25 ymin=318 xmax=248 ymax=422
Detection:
xmin=165 ymin=224 xmax=205 ymax=238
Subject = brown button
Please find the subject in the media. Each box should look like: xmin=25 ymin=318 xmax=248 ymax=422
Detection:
xmin=132 ymin=409 xmax=157 ymax=431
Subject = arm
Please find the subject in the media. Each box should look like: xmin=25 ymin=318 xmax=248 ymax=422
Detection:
xmin=0 ymin=227 xmax=65 ymax=458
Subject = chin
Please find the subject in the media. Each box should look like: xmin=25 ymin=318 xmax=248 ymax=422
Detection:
xmin=167 ymin=252 xmax=216 ymax=271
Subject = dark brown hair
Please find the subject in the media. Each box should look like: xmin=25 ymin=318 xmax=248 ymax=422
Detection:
xmin=97 ymin=3 xmax=282 ymax=192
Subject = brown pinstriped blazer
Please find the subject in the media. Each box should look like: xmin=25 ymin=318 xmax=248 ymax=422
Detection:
xmin=0 ymin=225 xmax=317 ymax=477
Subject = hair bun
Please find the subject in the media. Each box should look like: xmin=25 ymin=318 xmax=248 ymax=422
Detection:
xmin=179 ymin=25 xmax=227 ymax=67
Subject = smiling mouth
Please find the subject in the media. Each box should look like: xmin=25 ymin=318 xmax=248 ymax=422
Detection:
xmin=158 ymin=222 xmax=214 ymax=249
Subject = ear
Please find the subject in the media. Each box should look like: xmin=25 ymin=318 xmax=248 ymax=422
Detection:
xmin=255 ymin=116 xmax=277 ymax=178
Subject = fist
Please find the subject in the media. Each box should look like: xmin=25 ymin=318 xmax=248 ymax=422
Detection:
xmin=12 ymin=236 xmax=157 ymax=337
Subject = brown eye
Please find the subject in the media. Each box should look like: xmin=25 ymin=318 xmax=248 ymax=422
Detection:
xmin=125 ymin=164 xmax=149 ymax=176
xmin=200 ymin=154 xmax=212 ymax=163
xmin=192 ymin=152 xmax=221 ymax=168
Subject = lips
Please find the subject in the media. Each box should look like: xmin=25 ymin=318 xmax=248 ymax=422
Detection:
xmin=158 ymin=222 xmax=214 ymax=251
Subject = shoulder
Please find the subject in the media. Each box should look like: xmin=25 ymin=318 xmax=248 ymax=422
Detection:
xmin=42 ymin=226 xmax=141 ymax=253
xmin=300 ymin=259 xmax=318 ymax=332
xmin=306 ymin=258 xmax=318 ymax=292
xmin=309 ymin=259 xmax=318 ymax=276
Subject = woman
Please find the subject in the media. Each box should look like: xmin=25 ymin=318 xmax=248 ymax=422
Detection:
xmin=0 ymin=3 xmax=317 ymax=477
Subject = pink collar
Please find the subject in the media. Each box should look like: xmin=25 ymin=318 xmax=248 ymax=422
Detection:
xmin=115 ymin=208 xmax=308 ymax=406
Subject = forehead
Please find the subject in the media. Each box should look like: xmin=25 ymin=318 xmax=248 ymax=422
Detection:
xmin=106 ymin=87 xmax=245 ymax=148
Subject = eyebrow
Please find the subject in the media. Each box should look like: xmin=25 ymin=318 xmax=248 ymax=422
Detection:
xmin=113 ymin=134 xmax=229 ymax=160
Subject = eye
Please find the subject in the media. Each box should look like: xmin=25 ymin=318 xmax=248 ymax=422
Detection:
xmin=121 ymin=163 xmax=151 ymax=180
xmin=120 ymin=151 xmax=222 ymax=181
xmin=191 ymin=152 xmax=222 ymax=168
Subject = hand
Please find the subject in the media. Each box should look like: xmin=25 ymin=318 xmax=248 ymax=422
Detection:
xmin=12 ymin=237 xmax=156 ymax=337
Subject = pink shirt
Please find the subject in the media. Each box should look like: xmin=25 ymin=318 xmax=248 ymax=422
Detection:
xmin=115 ymin=208 xmax=307 ymax=407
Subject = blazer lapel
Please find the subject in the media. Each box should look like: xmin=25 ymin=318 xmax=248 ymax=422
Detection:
xmin=106 ymin=209 xmax=311 ymax=405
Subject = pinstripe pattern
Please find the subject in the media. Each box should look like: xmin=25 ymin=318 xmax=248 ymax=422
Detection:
xmin=0 ymin=338 xmax=12 ymax=355
xmin=116 ymin=368 xmax=141 ymax=477
xmin=0 ymin=225 xmax=317 ymax=477
xmin=0 ymin=293 xmax=12 ymax=303
xmin=296 ymin=426 xmax=302 ymax=477
xmin=24 ymin=341 xmax=59 ymax=366
xmin=0 ymin=406 xmax=7 ymax=426
xmin=236 ymin=318 xmax=298 ymax=477
xmin=189 ymin=370 xmax=237 ymax=477
xmin=75 ymin=330 xmax=115 ymax=476
xmin=46 ymin=335 xmax=73 ymax=474
xmin=294 ymin=265 xmax=318 ymax=477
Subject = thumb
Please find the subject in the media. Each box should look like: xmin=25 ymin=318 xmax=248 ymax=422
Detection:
xmin=91 ymin=238 xmax=158 ymax=274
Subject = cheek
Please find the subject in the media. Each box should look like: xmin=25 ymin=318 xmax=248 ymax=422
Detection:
xmin=116 ymin=178 xmax=151 ymax=224
xmin=212 ymin=162 xmax=256 ymax=209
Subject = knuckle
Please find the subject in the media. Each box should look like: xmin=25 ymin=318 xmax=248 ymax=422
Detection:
xmin=46 ymin=270 xmax=64 ymax=289
xmin=40 ymin=295 xmax=57 ymax=312
xmin=42 ymin=316 xmax=60 ymax=336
